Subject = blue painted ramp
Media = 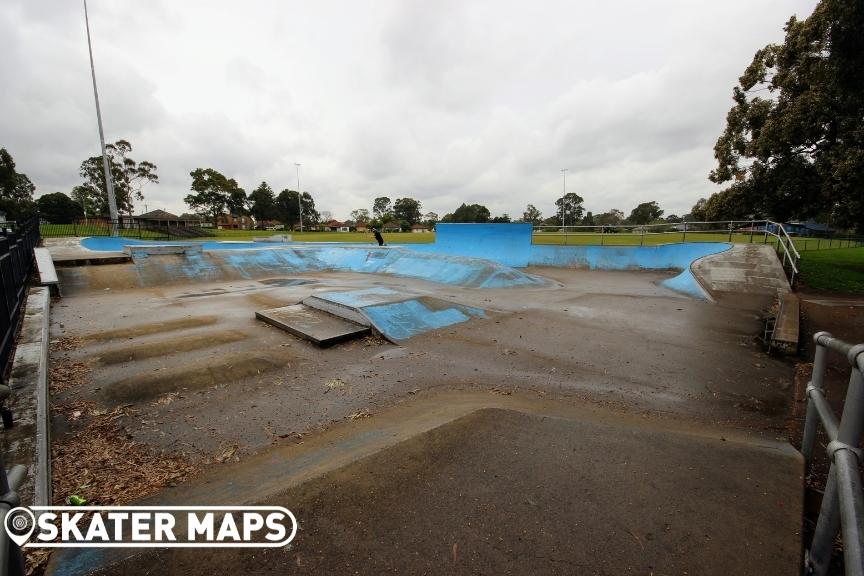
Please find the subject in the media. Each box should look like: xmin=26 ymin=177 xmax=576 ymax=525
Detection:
xmin=76 ymin=231 xmax=730 ymax=299
xmin=308 ymin=288 xmax=486 ymax=341
xmin=425 ymin=223 xmax=533 ymax=267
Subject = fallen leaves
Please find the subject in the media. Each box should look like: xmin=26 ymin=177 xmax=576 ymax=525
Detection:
xmin=49 ymin=359 xmax=90 ymax=393
xmin=52 ymin=405 xmax=198 ymax=507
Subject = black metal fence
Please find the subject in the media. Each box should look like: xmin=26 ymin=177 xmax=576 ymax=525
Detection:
xmin=38 ymin=219 xmax=215 ymax=241
xmin=0 ymin=216 xmax=40 ymax=379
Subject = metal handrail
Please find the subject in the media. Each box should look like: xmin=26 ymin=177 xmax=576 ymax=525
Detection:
xmin=802 ymin=332 xmax=864 ymax=576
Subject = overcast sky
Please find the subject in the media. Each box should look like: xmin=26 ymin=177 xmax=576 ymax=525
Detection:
xmin=1 ymin=0 xmax=817 ymax=221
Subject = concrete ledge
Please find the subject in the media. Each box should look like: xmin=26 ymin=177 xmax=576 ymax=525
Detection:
xmin=252 ymin=234 xmax=292 ymax=242
xmin=123 ymin=244 xmax=202 ymax=256
xmin=5 ymin=287 xmax=51 ymax=507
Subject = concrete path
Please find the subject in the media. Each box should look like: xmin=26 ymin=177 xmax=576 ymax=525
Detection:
xmin=48 ymin=390 xmax=803 ymax=576
xmin=42 ymin=237 xmax=130 ymax=265
xmin=692 ymin=244 xmax=789 ymax=298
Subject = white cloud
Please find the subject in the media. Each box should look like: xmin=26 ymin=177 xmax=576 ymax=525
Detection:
xmin=1 ymin=0 xmax=817 ymax=220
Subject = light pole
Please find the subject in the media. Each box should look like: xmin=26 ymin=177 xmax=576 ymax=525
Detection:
xmin=84 ymin=0 xmax=119 ymax=235
xmin=295 ymin=163 xmax=303 ymax=233
xmin=560 ymin=168 xmax=568 ymax=229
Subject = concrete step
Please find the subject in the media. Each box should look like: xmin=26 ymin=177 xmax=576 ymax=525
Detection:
xmin=256 ymin=304 xmax=370 ymax=347
xmin=692 ymin=244 xmax=790 ymax=297
xmin=772 ymin=292 xmax=800 ymax=351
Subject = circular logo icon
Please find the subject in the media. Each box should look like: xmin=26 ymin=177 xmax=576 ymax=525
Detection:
xmin=4 ymin=507 xmax=35 ymax=547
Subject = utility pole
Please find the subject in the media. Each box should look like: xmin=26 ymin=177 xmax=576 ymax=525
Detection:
xmin=295 ymin=163 xmax=303 ymax=233
xmin=560 ymin=168 xmax=568 ymax=229
xmin=84 ymin=0 xmax=119 ymax=235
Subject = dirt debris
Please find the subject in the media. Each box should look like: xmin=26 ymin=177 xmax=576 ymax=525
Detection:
xmin=49 ymin=359 xmax=90 ymax=393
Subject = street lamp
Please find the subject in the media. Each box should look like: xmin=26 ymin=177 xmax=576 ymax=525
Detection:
xmin=560 ymin=168 xmax=568 ymax=229
xmin=295 ymin=163 xmax=303 ymax=233
xmin=84 ymin=0 xmax=119 ymax=235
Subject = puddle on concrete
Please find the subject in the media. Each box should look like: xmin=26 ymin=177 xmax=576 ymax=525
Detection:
xmin=258 ymin=278 xmax=316 ymax=287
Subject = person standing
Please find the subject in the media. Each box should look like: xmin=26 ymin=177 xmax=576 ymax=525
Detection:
xmin=371 ymin=227 xmax=385 ymax=246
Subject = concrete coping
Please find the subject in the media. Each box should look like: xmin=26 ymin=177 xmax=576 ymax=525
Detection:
xmin=123 ymin=244 xmax=203 ymax=256
xmin=7 ymin=286 xmax=51 ymax=507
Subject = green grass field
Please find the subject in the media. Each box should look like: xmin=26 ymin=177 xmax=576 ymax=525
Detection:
xmin=798 ymin=247 xmax=864 ymax=293
xmin=531 ymin=231 xmax=863 ymax=251
xmin=41 ymin=224 xmax=862 ymax=253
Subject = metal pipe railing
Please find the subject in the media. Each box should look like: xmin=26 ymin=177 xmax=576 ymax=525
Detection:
xmin=803 ymin=332 xmax=864 ymax=576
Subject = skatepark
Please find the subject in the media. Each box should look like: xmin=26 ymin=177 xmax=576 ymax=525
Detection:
xmin=42 ymin=224 xmax=803 ymax=575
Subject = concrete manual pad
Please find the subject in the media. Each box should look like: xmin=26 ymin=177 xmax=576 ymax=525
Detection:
xmin=256 ymin=304 xmax=369 ymax=347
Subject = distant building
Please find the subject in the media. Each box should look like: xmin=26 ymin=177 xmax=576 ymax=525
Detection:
xmin=380 ymin=221 xmax=402 ymax=233
xmin=411 ymin=223 xmax=429 ymax=233
xmin=121 ymin=210 xmax=203 ymax=228
xmin=355 ymin=222 xmax=368 ymax=232
xmin=217 ymin=214 xmax=254 ymax=230
xmin=324 ymin=220 xmax=351 ymax=232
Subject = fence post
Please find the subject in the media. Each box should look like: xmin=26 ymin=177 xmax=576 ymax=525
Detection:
xmin=682 ymin=221 xmax=687 ymax=243
xmin=728 ymin=221 xmax=733 ymax=242
xmin=640 ymin=227 xmax=645 ymax=246
xmin=749 ymin=220 xmax=754 ymax=244
xmin=802 ymin=334 xmax=830 ymax=461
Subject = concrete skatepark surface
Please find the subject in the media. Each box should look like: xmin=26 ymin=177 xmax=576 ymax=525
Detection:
xmin=42 ymin=227 xmax=801 ymax=575
xmin=61 ymin=399 xmax=802 ymax=576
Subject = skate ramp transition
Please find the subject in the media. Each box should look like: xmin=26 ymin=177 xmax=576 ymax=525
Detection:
xmin=75 ymin=227 xmax=736 ymax=297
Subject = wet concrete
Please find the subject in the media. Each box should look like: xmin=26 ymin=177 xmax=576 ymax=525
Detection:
xmin=49 ymin=389 xmax=803 ymax=576
xmin=49 ymin=265 xmax=792 ymax=462
xmin=46 ymin=262 xmax=800 ymax=574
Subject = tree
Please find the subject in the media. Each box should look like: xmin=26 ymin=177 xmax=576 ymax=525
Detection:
xmin=423 ymin=211 xmax=439 ymax=225
xmin=0 ymin=148 xmax=35 ymax=202
xmin=275 ymin=189 xmax=320 ymax=228
xmin=227 ymin=189 xmax=249 ymax=216
xmin=627 ymin=201 xmax=664 ymax=225
xmin=522 ymin=204 xmax=543 ymax=225
xmin=393 ymin=197 xmax=422 ymax=225
xmin=37 ymin=192 xmax=83 ymax=224
xmin=77 ymin=140 xmax=158 ymax=216
xmin=350 ymin=209 xmax=370 ymax=224
xmin=698 ymin=183 xmax=762 ymax=222
xmin=594 ymin=209 xmax=625 ymax=226
xmin=0 ymin=148 xmax=37 ymax=220
xmin=665 ymin=214 xmax=683 ymax=223
xmin=554 ymin=192 xmax=585 ymax=226
xmin=184 ymin=168 xmax=244 ymax=224
xmin=710 ymin=0 xmax=864 ymax=230
xmin=491 ymin=214 xmax=512 ymax=223
xmin=689 ymin=198 xmax=708 ymax=222
xmin=373 ymin=197 xmax=392 ymax=220
xmin=442 ymin=203 xmax=491 ymax=223
xmin=249 ymin=182 xmax=277 ymax=222
xmin=582 ymin=211 xmax=595 ymax=225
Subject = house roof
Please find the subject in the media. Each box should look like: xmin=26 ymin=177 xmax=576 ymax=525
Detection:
xmin=325 ymin=220 xmax=346 ymax=227
xmin=410 ymin=223 xmax=427 ymax=229
xmin=136 ymin=209 xmax=181 ymax=220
